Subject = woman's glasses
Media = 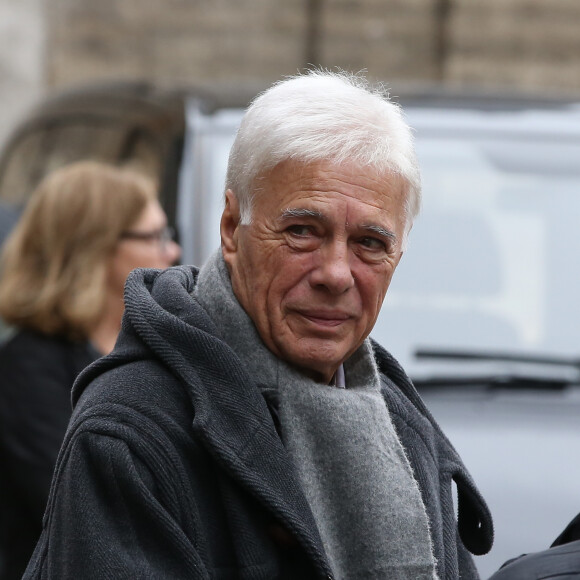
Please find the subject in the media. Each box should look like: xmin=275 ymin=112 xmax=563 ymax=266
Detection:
xmin=120 ymin=226 xmax=176 ymax=252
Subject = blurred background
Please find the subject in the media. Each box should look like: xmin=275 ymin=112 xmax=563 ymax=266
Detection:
xmin=1 ymin=0 xmax=580 ymax=150
xmin=1 ymin=1 xmax=580 ymax=578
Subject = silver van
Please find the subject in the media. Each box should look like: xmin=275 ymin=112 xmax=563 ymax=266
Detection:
xmin=179 ymin=93 xmax=580 ymax=578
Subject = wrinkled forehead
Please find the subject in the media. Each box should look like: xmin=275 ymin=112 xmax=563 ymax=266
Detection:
xmin=253 ymin=159 xmax=408 ymax=204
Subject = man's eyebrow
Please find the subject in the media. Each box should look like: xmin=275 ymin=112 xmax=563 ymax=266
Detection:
xmin=279 ymin=210 xmax=397 ymax=241
xmin=280 ymin=208 xmax=326 ymax=221
xmin=362 ymin=224 xmax=397 ymax=242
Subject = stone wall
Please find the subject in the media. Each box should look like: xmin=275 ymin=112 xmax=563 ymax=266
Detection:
xmin=44 ymin=0 xmax=580 ymax=95
xmin=1 ymin=0 xmax=579 ymax=147
xmin=46 ymin=0 xmax=309 ymax=88
xmin=447 ymin=0 xmax=580 ymax=92
xmin=318 ymin=0 xmax=439 ymax=82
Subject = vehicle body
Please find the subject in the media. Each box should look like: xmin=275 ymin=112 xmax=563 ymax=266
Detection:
xmin=178 ymin=93 xmax=580 ymax=578
xmin=2 ymin=83 xmax=580 ymax=578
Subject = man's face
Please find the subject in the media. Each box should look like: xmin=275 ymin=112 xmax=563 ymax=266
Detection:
xmin=221 ymin=160 xmax=407 ymax=383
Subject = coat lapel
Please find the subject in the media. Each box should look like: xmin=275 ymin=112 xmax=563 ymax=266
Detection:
xmin=187 ymin=333 xmax=332 ymax=577
xmin=132 ymin=266 xmax=333 ymax=577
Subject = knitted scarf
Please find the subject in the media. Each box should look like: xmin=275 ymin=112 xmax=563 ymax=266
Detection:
xmin=193 ymin=251 xmax=438 ymax=580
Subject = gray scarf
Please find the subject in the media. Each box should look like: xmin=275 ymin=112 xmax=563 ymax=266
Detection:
xmin=194 ymin=251 xmax=438 ymax=580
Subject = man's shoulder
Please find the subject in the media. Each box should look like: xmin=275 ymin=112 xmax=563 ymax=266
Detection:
xmin=85 ymin=356 xmax=174 ymax=390
xmin=372 ymin=339 xmax=453 ymax=450
xmin=74 ymin=356 xmax=194 ymax=431
xmin=371 ymin=340 xmax=428 ymax=416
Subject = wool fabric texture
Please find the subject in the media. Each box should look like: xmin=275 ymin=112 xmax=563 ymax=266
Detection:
xmin=194 ymin=251 xmax=438 ymax=579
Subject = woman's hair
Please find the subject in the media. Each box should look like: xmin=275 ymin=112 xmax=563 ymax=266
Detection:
xmin=0 ymin=161 xmax=157 ymax=340
xmin=225 ymin=69 xmax=421 ymax=247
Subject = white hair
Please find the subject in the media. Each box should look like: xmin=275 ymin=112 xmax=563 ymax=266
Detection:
xmin=225 ymin=70 xmax=421 ymax=247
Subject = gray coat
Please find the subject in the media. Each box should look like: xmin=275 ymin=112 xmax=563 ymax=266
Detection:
xmin=24 ymin=266 xmax=493 ymax=579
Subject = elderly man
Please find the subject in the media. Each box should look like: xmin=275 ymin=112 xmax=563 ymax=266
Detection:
xmin=24 ymin=71 xmax=492 ymax=580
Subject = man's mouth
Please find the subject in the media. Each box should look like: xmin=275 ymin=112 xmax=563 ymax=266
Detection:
xmin=298 ymin=310 xmax=352 ymax=328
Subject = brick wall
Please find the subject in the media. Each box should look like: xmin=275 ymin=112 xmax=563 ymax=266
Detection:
xmin=46 ymin=0 xmax=308 ymax=88
xmin=319 ymin=0 xmax=438 ymax=82
xmin=43 ymin=0 xmax=580 ymax=97
xmin=447 ymin=0 xmax=580 ymax=92
xmin=0 ymin=0 xmax=578 ymax=136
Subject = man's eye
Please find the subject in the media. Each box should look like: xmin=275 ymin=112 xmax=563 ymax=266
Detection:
xmin=359 ymin=236 xmax=387 ymax=251
xmin=287 ymin=225 xmax=314 ymax=237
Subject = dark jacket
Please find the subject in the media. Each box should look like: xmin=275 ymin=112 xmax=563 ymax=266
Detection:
xmin=488 ymin=513 xmax=580 ymax=580
xmin=24 ymin=266 xmax=493 ymax=579
xmin=0 ymin=329 xmax=98 ymax=580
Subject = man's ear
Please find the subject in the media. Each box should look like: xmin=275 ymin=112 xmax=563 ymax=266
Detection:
xmin=221 ymin=189 xmax=241 ymax=260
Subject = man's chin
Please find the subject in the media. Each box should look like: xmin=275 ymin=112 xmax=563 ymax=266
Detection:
xmin=281 ymin=344 xmax=348 ymax=384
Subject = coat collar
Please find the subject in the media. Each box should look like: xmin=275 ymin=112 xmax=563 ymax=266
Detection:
xmin=85 ymin=265 xmax=334 ymax=578
xmin=372 ymin=340 xmax=494 ymax=556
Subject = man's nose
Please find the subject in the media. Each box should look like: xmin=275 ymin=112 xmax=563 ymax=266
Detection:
xmin=309 ymin=241 xmax=355 ymax=294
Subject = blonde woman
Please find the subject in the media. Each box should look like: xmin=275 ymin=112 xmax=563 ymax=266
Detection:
xmin=0 ymin=161 xmax=180 ymax=579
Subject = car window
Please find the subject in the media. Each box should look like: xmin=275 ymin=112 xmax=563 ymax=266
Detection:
xmin=179 ymin=102 xmax=580 ymax=373
xmin=374 ymin=110 xmax=580 ymax=376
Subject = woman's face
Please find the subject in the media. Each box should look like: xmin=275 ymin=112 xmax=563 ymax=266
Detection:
xmin=107 ymin=200 xmax=181 ymax=295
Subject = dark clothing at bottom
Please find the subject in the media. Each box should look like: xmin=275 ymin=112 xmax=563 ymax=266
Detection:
xmin=0 ymin=329 xmax=98 ymax=580
xmin=489 ymin=513 xmax=580 ymax=580
xmin=488 ymin=541 xmax=580 ymax=580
